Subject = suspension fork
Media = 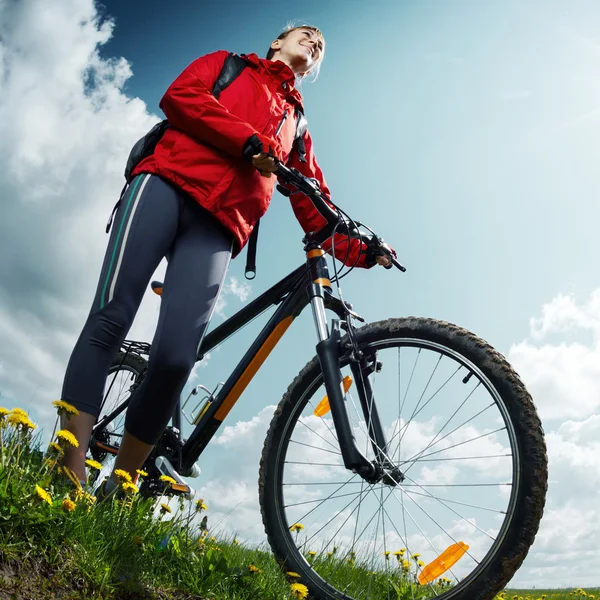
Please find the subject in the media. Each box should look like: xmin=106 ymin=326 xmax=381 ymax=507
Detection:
xmin=308 ymin=282 xmax=378 ymax=480
xmin=349 ymin=355 xmax=390 ymax=464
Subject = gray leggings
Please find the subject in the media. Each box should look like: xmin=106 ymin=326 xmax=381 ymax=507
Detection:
xmin=61 ymin=173 xmax=233 ymax=445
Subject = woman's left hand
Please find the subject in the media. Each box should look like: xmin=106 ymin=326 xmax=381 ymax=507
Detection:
xmin=375 ymin=255 xmax=392 ymax=268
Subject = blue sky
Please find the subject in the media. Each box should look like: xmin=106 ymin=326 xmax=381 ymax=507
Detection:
xmin=1 ymin=0 xmax=600 ymax=588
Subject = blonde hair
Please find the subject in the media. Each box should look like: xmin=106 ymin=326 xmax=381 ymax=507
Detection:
xmin=266 ymin=22 xmax=325 ymax=83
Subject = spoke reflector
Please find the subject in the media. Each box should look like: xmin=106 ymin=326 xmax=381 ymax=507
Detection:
xmin=418 ymin=541 xmax=469 ymax=585
xmin=313 ymin=375 xmax=353 ymax=417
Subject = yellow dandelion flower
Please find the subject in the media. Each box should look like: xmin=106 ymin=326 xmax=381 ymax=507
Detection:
xmin=114 ymin=469 xmax=132 ymax=482
xmin=249 ymin=564 xmax=262 ymax=574
xmin=0 ymin=407 xmax=10 ymax=417
xmin=383 ymin=551 xmax=390 ymax=558
xmin=62 ymin=498 xmax=76 ymax=512
xmin=417 ymin=560 xmax=425 ymax=567
xmin=393 ymin=550 xmax=404 ymax=556
xmin=52 ymin=400 xmax=79 ymax=416
xmin=84 ymin=492 xmax=96 ymax=505
xmin=210 ymin=536 xmax=216 ymax=542
xmin=289 ymin=523 xmax=305 ymax=533
xmin=10 ymin=408 xmax=28 ymax=417
xmin=7 ymin=412 xmax=36 ymax=430
xmin=290 ymin=583 xmax=309 ymax=599
xmin=48 ymin=442 xmax=64 ymax=454
xmin=85 ymin=459 xmax=103 ymax=470
xmin=136 ymin=469 xmax=148 ymax=477
xmin=159 ymin=475 xmax=176 ymax=485
xmin=45 ymin=458 xmax=57 ymax=469
xmin=160 ymin=503 xmax=172 ymax=513
xmin=287 ymin=571 xmax=301 ymax=579
xmin=121 ymin=481 xmax=139 ymax=495
xmin=411 ymin=553 xmax=421 ymax=559
xmin=35 ymin=485 xmax=52 ymax=505
xmin=56 ymin=429 xmax=79 ymax=448
xmin=308 ymin=551 xmax=316 ymax=557
xmin=195 ymin=499 xmax=208 ymax=511
xmin=233 ymin=538 xmax=239 ymax=545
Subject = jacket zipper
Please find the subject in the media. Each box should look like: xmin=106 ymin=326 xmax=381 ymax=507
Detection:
xmin=274 ymin=109 xmax=288 ymax=138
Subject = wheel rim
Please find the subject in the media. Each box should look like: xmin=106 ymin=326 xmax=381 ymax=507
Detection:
xmin=274 ymin=337 xmax=521 ymax=599
xmin=98 ymin=363 xmax=139 ymax=448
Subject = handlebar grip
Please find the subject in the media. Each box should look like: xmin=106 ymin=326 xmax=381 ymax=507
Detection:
xmin=391 ymin=256 xmax=406 ymax=272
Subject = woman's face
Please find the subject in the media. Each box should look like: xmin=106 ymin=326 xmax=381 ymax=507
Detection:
xmin=271 ymin=28 xmax=324 ymax=74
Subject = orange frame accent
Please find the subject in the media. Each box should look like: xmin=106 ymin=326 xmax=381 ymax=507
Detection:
xmin=214 ymin=316 xmax=294 ymax=421
xmin=96 ymin=441 xmax=119 ymax=454
xmin=307 ymin=249 xmax=325 ymax=258
xmin=314 ymin=278 xmax=331 ymax=286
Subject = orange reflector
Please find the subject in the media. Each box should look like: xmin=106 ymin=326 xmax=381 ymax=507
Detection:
xmin=418 ymin=542 xmax=469 ymax=585
xmin=314 ymin=376 xmax=353 ymax=417
xmin=171 ymin=483 xmax=189 ymax=493
xmin=152 ymin=286 xmax=163 ymax=296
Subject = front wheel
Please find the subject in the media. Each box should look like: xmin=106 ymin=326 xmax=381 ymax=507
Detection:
xmin=259 ymin=317 xmax=547 ymax=600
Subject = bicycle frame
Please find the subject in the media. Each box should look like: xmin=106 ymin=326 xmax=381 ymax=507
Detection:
xmin=92 ymin=241 xmax=389 ymax=483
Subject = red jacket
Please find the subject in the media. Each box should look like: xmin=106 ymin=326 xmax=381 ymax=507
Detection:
xmin=131 ymin=51 xmax=372 ymax=267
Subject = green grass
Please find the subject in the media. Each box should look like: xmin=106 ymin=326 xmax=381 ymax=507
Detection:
xmin=0 ymin=405 xmax=597 ymax=600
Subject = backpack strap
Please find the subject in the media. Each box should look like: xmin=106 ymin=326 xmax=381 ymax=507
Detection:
xmin=293 ymin=107 xmax=308 ymax=163
xmin=212 ymin=53 xmax=247 ymax=99
xmin=244 ymin=107 xmax=309 ymax=279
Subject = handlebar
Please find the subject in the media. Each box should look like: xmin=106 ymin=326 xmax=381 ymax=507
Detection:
xmin=273 ymin=162 xmax=406 ymax=273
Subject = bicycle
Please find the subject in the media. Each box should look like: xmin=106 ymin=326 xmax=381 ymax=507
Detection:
xmin=88 ymin=162 xmax=548 ymax=600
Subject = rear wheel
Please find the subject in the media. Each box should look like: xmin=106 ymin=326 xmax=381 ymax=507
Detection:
xmin=88 ymin=352 xmax=147 ymax=486
xmin=259 ymin=317 xmax=547 ymax=600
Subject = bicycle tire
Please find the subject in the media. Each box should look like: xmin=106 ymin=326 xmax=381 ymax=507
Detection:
xmin=88 ymin=351 xmax=147 ymax=482
xmin=259 ymin=317 xmax=547 ymax=600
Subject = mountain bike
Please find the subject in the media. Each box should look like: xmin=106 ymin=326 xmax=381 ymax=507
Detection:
xmin=87 ymin=162 xmax=548 ymax=600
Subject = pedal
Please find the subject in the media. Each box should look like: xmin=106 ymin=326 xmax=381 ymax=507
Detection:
xmin=155 ymin=456 xmax=195 ymax=499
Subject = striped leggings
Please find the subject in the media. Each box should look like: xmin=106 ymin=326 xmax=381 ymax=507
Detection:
xmin=61 ymin=174 xmax=233 ymax=445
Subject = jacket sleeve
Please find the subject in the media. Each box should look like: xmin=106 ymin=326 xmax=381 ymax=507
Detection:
xmin=281 ymin=130 xmax=374 ymax=269
xmin=159 ymin=50 xmax=257 ymax=158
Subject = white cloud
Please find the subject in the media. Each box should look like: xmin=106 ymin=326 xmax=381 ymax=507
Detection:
xmin=0 ymin=0 xmax=250 ymax=438
xmin=508 ymin=290 xmax=600 ymax=421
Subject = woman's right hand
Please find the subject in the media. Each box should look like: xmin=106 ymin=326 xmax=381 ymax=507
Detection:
xmin=252 ymin=152 xmax=279 ymax=177
xmin=243 ymin=133 xmax=283 ymax=177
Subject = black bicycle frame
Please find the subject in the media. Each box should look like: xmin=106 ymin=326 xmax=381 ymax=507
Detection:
xmin=93 ymin=243 xmax=389 ymax=482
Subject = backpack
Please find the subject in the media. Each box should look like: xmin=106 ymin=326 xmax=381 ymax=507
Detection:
xmin=119 ymin=52 xmax=308 ymax=279
xmin=124 ymin=53 xmax=307 ymax=184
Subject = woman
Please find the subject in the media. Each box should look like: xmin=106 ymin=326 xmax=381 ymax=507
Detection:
xmin=58 ymin=25 xmax=391 ymax=495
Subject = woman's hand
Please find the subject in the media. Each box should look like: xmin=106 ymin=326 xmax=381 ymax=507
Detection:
xmin=375 ymin=255 xmax=392 ymax=268
xmin=252 ymin=152 xmax=278 ymax=177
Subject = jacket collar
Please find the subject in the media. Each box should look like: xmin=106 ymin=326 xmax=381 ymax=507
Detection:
xmin=241 ymin=53 xmax=304 ymax=106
